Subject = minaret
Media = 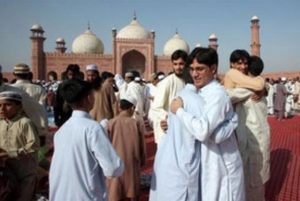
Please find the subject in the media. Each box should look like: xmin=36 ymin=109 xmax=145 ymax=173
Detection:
xmin=30 ymin=24 xmax=46 ymax=80
xmin=208 ymin=33 xmax=218 ymax=51
xmin=55 ymin=37 xmax=66 ymax=53
xmin=250 ymin=16 xmax=261 ymax=57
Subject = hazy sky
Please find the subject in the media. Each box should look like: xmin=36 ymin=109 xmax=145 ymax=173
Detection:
xmin=1 ymin=0 xmax=300 ymax=74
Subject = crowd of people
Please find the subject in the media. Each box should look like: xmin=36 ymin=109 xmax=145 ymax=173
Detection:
xmin=0 ymin=47 xmax=299 ymax=201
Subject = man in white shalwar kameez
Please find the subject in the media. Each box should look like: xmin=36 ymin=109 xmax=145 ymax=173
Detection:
xmin=225 ymin=54 xmax=270 ymax=201
xmin=150 ymin=48 xmax=245 ymax=201
xmin=50 ymin=79 xmax=124 ymax=201
xmin=149 ymin=50 xmax=188 ymax=144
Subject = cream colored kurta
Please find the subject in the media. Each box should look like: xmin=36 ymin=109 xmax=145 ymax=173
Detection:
xmin=224 ymin=70 xmax=268 ymax=201
xmin=11 ymin=79 xmax=47 ymax=106
xmin=227 ymin=88 xmax=270 ymax=184
xmin=149 ymin=73 xmax=185 ymax=144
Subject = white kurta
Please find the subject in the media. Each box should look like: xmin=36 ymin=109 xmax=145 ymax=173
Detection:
xmin=149 ymin=73 xmax=185 ymax=144
xmin=11 ymin=79 xmax=47 ymax=106
xmin=126 ymin=81 xmax=145 ymax=116
xmin=266 ymin=83 xmax=275 ymax=115
xmin=227 ymin=88 xmax=270 ymax=185
xmin=176 ymin=81 xmax=245 ymax=201
xmin=49 ymin=111 xmax=124 ymax=201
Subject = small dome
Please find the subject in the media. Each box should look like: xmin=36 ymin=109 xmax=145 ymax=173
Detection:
xmin=31 ymin=24 xmax=44 ymax=32
xmin=56 ymin=37 xmax=65 ymax=43
xmin=117 ymin=18 xmax=150 ymax=39
xmin=163 ymin=33 xmax=189 ymax=56
xmin=209 ymin=33 xmax=217 ymax=40
xmin=251 ymin=16 xmax=259 ymax=21
xmin=72 ymin=29 xmax=104 ymax=54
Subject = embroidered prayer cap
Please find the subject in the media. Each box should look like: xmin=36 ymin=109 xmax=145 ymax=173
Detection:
xmin=125 ymin=72 xmax=134 ymax=78
xmin=122 ymin=94 xmax=137 ymax=106
xmin=86 ymin=64 xmax=99 ymax=72
xmin=13 ymin=63 xmax=30 ymax=74
xmin=0 ymin=91 xmax=22 ymax=103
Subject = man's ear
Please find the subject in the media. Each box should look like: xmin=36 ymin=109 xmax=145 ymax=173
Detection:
xmin=211 ymin=64 xmax=218 ymax=74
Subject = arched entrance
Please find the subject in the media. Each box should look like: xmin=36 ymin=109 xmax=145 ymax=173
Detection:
xmin=122 ymin=50 xmax=146 ymax=77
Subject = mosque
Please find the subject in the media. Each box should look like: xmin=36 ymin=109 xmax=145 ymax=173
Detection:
xmin=25 ymin=15 xmax=263 ymax=81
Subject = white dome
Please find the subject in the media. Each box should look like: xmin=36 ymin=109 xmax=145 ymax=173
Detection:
xmin=56 ymin=37 xmax=65 ymax=43
xmin=163 ymin=33 xmax=189 ymax=56
xmin=117 ymin=18 xmax=150 ymax=39
xmin=251 ymin=15 xmax=259 ymax=21
xmin=72 ymin=29 xmax=104 ymax=54
xmin=31 ymin=24 xmax=44 ymax=32
xmin=209 ymin=33 xmax=217 ymax=40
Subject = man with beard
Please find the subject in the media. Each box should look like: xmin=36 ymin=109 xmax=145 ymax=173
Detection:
xmin=149 ymin=50 xmax=188 ymax=144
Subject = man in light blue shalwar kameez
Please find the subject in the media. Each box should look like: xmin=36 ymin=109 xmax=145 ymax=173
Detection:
xmin=150 ymin=47 xmax=245 ymax=201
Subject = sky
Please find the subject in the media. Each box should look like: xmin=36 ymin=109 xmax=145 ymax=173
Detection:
xmin=0 ymin=0 xmax=300 ymax=74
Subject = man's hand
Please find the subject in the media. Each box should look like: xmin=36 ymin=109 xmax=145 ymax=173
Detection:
xmin=160 ymin=118 xmax=168 ymax=132
xmin=170 ymin=97 xmax=183 ymax=114
xmin=251 ymin=88 xmax=266 ymax=102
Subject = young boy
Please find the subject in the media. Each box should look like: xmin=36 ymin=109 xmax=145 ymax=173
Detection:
xmin=0 ymin=91 xmax=40 ymax=201
xmin=107 ymin=95 xmax=146 ymax=201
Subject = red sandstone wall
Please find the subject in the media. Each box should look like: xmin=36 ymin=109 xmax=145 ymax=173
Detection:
xmin=155 ymin=56 xmax=173 ymax=74
xmin=44 ymin=53 xmax=114 ymax=80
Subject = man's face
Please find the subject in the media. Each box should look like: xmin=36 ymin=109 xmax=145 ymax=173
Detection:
xmin=86 ymin=71 xmax=98 ymax=82
xmin=0 ymin=100 xmax=22 ymax=120
xmin=67 ymin=71 xmax=78 ymax=80
xmin=231 ymin=59 xmax=248 ymax=74
xmin=189 ymin=59 xmax=216 ymax=89
xmin=172 ymin=58 xmax=186 ymax=77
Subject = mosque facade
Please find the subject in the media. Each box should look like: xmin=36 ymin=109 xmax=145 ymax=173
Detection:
xmin=29 ymin=15 xmax=262 ymax=80
xmin=7 ymin=15 xmax=297 ymax=81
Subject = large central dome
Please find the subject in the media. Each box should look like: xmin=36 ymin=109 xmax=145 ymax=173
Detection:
xmin=163 ymin=32 xmax=189 ymax=56
xmin=117 ymin=17 xmax=150 ymax=39
xmin=72 ymin=29 xmax=104 ymax=54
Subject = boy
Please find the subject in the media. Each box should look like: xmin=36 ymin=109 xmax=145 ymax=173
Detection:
xmin=49 ymin=79 xmax=124 ymax=201
xmin=0 ymin=91 xmax=40 ymax=201
xmin=107 ymin=95 xmax=146 ymax=201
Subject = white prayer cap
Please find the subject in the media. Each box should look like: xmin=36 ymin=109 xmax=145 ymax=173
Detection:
xmin=0 ymin=91 xmax=22 ymax=103
xmin=134 ymin=77 xmax=141 ymax=82
xmin=86 ymin=64 xmax=98 ymax=72
xmin=281 ymin=77 xmax=287 ymax=81
xmin=158 ymin=74 xmax=165 ymax=80
xmin=125 ymin=72 xmax=134 ymax=77
xmin=122 ymin=94 xmax=137 ymax=106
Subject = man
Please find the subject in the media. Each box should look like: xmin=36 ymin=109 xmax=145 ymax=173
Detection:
xmin=0 ymin=91 xmax=40 ymax=201
xmin=149 ymin=49 xmax=188 ymax=144
xmin=11 ymin=63 xmax=47 ymax=106
xmin=0 ymin=64 xmax=48 ymax=144
xmin=150 ymin=47 xmax=244 ymax=201
xmin=274 ymin=77 xmax=288 ymax=121
xmin=54 ymin=64 xmax=81 ymax=127
xmin=224 ymin=51 xmax=269 ymax=201
xmin=49 ymin=79 xmax=124 ymax=201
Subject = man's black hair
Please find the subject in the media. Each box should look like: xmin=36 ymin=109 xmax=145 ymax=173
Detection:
xmin=60 ymin=79 xmax=93 ymax=104
xmin=171 ymin=49 xmax=188 ymax=62
xmin=248 ymin=56 xmax=264 ymax=76
xmin=119 ymin=99 xmax=134 ymax=110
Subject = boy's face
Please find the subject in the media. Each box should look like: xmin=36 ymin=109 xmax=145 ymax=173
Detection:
xmin=231 ymin=59 xmax=248 ymax=74
xmin=172 ymin=58 xmax=186 ymax=77
xmin=0 ymin=99 xmax=22 ymax=120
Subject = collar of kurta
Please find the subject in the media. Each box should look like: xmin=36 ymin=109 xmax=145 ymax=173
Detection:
xmin=199 ymin=79 xmax=218 ymax=94
xmin=0 ymin=112 xmax=24 ymax=125
xmin=15 ymin=79 xmax=31 ymax=84
xmin=72 ymin=110 xmax=92 ymax=119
